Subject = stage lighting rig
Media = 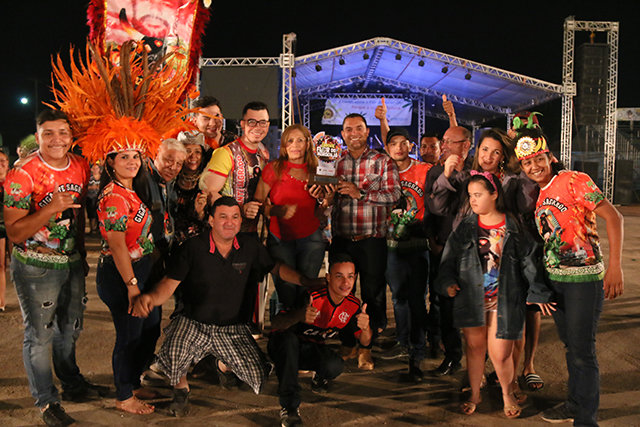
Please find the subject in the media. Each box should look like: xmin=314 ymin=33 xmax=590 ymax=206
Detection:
xmin=441 ymin=64 xmax=449 ymax=73
xmin=395 ymin=53 xmax=402 ymax=60
xmin=363 ymin=52 xmax=370 ymax=60
xmin=339 ymin=57 xmax=345 ymax=65
xmin=465 ymin=71 xmax=471 ymax=80
xmin=315 ymin=64 xmax=322 ymax=72
xmin=418 ymin=59 xmax=425 ymax=67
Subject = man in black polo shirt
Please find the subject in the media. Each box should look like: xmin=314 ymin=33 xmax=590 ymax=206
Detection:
xmin=132 ymin=197 xmax=321 ymax=417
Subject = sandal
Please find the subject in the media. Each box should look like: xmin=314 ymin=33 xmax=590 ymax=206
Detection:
xmin=523 ymin=372 xmax=544 ymax=391
xmin=116 ymin=396 xmax=155 ymax=414
xmin=503 ymin=393 xmax=522 ymax=419
xmin=460 ymin=399 xmax=481 ymax=415
xmin=133 ymin=387 xmax=164 ymax=400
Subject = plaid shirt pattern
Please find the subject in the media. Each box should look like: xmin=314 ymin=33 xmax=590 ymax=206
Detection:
xmin=333 ymin=148 xmax=401 ymax=238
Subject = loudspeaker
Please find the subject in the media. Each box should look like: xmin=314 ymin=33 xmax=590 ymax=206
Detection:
xmin=614 ymin=159 xmax=634 ymax=205
xmin=575 ymin=43 xmax=608 ymax=126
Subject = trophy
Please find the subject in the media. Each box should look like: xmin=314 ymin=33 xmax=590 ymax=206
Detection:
xmin=309 ymin=132 xmax=342 ymax=185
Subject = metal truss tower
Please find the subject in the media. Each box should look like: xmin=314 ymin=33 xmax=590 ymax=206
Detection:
xmin=562 ymin=17 xmax=619 ymax=200
xmin=280 ymin=33 xmax=296 ymax=128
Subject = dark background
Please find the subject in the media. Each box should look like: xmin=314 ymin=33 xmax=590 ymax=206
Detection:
xmin=1 ymin=1 xmax=638 ymax=159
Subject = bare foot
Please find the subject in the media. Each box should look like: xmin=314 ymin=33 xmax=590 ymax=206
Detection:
xmin=116 ymin=396 xmax=155 ymax=414
xmin=133 ymin=387 xmax=162 ymax=400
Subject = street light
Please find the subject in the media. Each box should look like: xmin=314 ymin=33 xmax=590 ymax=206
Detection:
xmin=20 ymin=97 xmax=29 ymax=105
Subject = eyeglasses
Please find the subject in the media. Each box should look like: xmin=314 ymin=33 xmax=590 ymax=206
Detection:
xmin=442 ymin=137 xmax=468 ymax=145
xmin=245 ymin=119 xmax=270 ymax=128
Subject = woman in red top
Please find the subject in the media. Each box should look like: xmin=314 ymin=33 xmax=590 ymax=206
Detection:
xmin=254 ymin=124 xmax=326 ymax=309
xmin=0 ymin=150 xmax=9 ymax=311
xmin=96 ymin=149 xmax=158 ymax=415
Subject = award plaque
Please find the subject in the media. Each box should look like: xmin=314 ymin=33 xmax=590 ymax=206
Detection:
xmin=309 ymin=132 xmax=342 ymax=185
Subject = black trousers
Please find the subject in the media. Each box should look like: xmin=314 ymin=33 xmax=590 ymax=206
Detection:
xmin=430 ymin=251 xmax=462 ymax=363
xmin=268 ymin=330 xmax=343 ymax=410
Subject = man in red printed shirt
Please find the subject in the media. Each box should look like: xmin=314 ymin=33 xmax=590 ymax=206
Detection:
xmin=4 ymin=109 xmax=107 ymax=426
xmin=269 ymin=254 xmax=372 ymax=427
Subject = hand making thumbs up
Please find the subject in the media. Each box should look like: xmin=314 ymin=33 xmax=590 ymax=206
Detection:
xmin=303 ymin=293 xmax=320 ymax=324
xmin=356 ymin=303 xmax=370 ymax=331
xmin=374 ymin=97 xmax=388 ymax=120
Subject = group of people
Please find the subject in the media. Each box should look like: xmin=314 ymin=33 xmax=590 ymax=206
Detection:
xmin=3 ymin=47 xmax=624 ymax=427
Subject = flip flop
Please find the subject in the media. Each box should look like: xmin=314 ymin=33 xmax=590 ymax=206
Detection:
xmin=524 ymin=373 xmax=544 ymax=391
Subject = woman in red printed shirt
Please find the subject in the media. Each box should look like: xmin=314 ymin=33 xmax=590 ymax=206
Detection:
xmin=96 ymin=149 xmax=158 ymax=415
xmin=253 ymin=124 xmax=327 ymax=310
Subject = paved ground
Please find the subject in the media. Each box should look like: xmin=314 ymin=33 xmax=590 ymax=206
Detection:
xmin=1 ymin=206 xmax=639 ymax=426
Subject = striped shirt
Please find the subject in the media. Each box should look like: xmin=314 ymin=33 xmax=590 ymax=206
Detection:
xmin=332 ymin=148 xmax=400 ymax=238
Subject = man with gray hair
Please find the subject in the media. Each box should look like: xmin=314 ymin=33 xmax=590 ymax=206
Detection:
xmin=145 ymin=138 xmax=187 ymax=284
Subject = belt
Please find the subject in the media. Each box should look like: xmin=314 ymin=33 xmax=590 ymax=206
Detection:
xmin=349 ymin=234 xmax=374 ymax=242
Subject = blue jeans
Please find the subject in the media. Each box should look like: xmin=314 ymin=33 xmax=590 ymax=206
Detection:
xmin=11 ymin=255 xmax=87 ymax=408
xmin=550 ymin=280 xmax=603 ymax=427
xmin=97 ymin=255 xmax=160 ymax=401
xmin=386 ymin=248 xmax=429 ymax=360
xmin=267 ymin=229 xmax=326 ymax=310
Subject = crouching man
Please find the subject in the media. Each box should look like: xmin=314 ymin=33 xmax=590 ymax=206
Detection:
xmin=268 ymin=254 xmax=372 ymax=426
xmin=131 ymin=196 xmax=323 ymax=417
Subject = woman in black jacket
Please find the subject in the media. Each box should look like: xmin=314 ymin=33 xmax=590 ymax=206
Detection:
xmin=435 ymin=172 xmax=549 ymax=418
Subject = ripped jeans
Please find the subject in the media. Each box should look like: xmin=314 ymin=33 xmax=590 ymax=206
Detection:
xmin=11 ymin=255 xmax=87 ymax=408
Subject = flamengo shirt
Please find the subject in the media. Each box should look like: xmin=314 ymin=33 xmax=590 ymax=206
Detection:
xmin=97 ymin=182 xmax=154 ymax=260
xmin=4 ymin=152 xmax=88 ymax=268
xmin=261 ymin=161 xmax=320 ymax=240
xmin=535 ymin=170 xmax=605 ymax=282
xmin=478 ymin=218 xmax=506 ymax=298
xmin=285 ymin=287 xmax=362 ymax=343
xmin=333 ymin=147 xmax=401 ymax=238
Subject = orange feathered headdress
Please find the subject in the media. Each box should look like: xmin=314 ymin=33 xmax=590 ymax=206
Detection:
xmin=49 ymin=40 xmax=194 ymax=164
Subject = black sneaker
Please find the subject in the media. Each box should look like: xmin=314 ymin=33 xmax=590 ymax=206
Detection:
xmin=169 ymin=388 xmax=190 ymax=417
xmin=280 ymin=407 xmax=303 ymax=427
xmin=61 ymin=378 xmax=110 ymax=402
xmin=216 ymin=361 xmax=240 ymax=390
xmin=379 ymin=342 xmax=409 ymax=360
xmin=407 ymin=359 xmax=423 ymax=383
xmin=540 ymin=403 xmax=575 ymax=423
xmin=41 ymin=402 xmax=75 ymax=426
xmin=429 ymin=358 xmax=461 ymax=377
xmin=311 ymin=374 xmax=329 ymax=393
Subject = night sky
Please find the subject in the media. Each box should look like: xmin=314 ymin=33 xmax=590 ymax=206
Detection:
xmin=1 ymin=1 xmax=638 ymax=157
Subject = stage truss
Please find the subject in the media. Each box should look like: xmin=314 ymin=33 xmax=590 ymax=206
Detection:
xmin=200 ymin=20 xmax=619 ymax=197
xmin=562 ymin=17 xmax=619 ymax=201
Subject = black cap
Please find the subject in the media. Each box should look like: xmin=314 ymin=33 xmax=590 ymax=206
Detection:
xmin=385 ymin=128 xmax=410 ymax=145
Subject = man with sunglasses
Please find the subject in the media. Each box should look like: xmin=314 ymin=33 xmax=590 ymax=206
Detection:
xmin=424 ymin=125 xmax=473 ymax=377
xmin=201 ymin=101 xmax=270 ymax=233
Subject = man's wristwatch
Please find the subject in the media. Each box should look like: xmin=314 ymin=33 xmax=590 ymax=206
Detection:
xmin=126 ymin=277 xmax=138 ymax=288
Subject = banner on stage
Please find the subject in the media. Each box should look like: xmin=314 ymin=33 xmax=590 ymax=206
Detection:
xmin=321 ymin=98 xmax=413 ymax=126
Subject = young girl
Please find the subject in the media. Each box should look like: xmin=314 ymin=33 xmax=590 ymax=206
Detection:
xmin=436 ymin=172 xmax=548 ymax=418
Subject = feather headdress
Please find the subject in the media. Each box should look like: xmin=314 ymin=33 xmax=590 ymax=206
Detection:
xmin=49 ymin=40 xmax=194 ymax=163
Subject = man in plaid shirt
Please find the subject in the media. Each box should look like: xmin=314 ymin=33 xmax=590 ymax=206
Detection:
xmin=329 ymin=113 xmax=400 ymax=370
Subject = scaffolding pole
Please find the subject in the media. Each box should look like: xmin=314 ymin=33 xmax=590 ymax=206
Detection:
xmin=280 ymin=33 xmax=296 ymax=128
xmin=562 ymin=17 xmax=619 ymax=200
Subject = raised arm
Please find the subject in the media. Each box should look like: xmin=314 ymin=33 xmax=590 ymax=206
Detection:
xmin=375 ymin=97 xmax=390 ymax=144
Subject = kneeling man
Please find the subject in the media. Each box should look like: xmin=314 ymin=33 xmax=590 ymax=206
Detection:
xmin=132 ymin=196 xmax=321 ymax=416
xmin=269 ymin=254 xmax=372 ymax=426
